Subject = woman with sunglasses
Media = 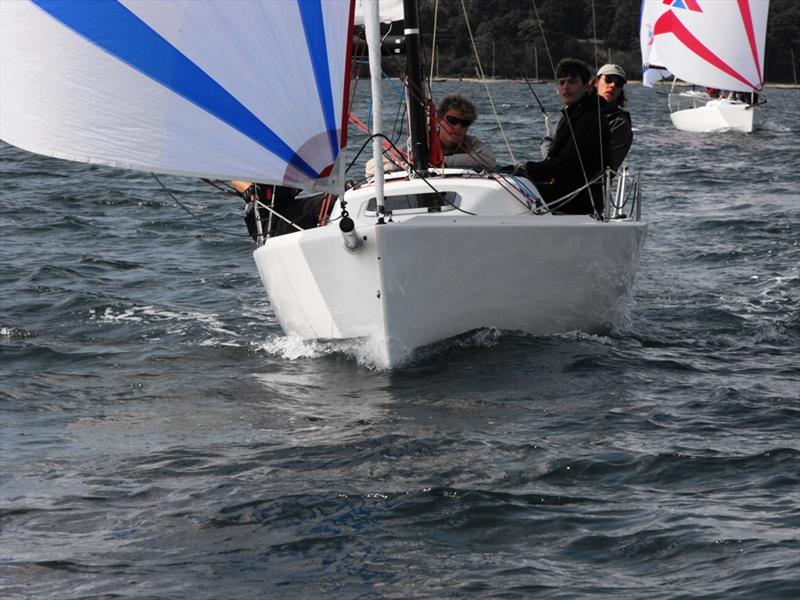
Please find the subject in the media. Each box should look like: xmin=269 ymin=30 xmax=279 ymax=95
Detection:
xmin=366 ymin=94 xmax=495 ymax=176
xmin=594 ymin=64 xmax=633 ymax=172
xmin=434 ymin=94 xmax=496 ymax=171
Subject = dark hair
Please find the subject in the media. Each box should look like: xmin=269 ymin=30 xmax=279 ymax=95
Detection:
xmin=555 ymin=58 xmax=591 ymax=84
xmin=617 ymin=88 xmax=627 ymax=108
xmin=438 ymin=94 xmax=477 ymax=122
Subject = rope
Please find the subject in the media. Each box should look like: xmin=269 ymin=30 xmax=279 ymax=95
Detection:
xmin=590 ymin=0 xmax=605 ymax=217
xmin=529 ymin=0 xmax=596 ymax=218
xmin=521 ymin=74 xmax=547 ymax=115
xmin=252 ymin=198 xmax=304 ymax=232
xmin=498 ymin=173 xmax=543 ymax=212
xmin=151 ymin=173 xmax=242 ymax=237
xmin=428 ymin=0 xmax=439 ymax=86
xmin=368 ymin=133 xmax=477 ymax=215
xmin=201 ymin=178 xmax=238 ymax=195
xmin=459 ymin=0 xmax=516 ymax=165
xmin=529 ymin=0 xmax=557 ymax=85
xmin=534 ymin=170 xmax=608 ymax=216
xmin=355 ymin=16 xmax=524 ymax=210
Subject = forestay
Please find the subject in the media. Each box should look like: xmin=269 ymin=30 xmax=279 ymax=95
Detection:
xmin=640 ymin=0 xmax=768 ymax=92
xmin=0 ymin=0 xmax=355 ymax=195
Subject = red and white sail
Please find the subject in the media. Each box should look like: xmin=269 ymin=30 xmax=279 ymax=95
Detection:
xmin=640 ymin=0 xmax=769 ymax=92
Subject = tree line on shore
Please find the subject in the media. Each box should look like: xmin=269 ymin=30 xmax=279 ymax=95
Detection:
xmin=406 ymin=0 xmax=798 ymax=84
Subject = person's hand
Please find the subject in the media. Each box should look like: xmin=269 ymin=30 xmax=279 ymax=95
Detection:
xmin=543 ymin=113 xmax=557 ymax=139
xmin=365 ymin=157 xmax=396 ymax=177
xmin=498 ymin=163 xmax=527 ymax=176
xmin=365 ymin=156 xmax=402 ymax=178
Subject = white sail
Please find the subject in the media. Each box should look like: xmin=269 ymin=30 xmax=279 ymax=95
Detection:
xmin=642 ymin=67 xmax=673 ymax=88
xmin=354 ymin=0 xmax=404 ymax=25
xmin=640 ymin=0 xmax=670 ymax=86
xmin=640 ymin=0 xmax=768 ymax=92
xmin=0 ymin=0 xmax=354 ymax=194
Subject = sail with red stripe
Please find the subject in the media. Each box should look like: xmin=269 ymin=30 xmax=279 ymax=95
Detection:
xmin=640 ymin=0 xmax=769 ymax=92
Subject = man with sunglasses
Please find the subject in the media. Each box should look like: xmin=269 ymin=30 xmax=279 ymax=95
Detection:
xmin=595 ymin=64 xmax=633 ymax=171
xmin=520 ymin=58 xmax=610 ymax=215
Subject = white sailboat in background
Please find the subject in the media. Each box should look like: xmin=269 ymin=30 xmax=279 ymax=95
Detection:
xmin=640 ymin=0 xmax=769 ymax=133
xmin=1 ymin=0 xmax=647 ymax=369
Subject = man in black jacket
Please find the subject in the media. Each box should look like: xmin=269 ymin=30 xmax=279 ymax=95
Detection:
xmin=523 ymin=58 xmax=611 ymax=215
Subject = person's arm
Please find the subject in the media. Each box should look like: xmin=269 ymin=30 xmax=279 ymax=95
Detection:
xmin=525 ymin=109 xmax=603 ymax=182
xmin=231 ymin=180 xmax=253 ymax=194
xmin=608 ymin=113 xmax=633 ymax=171
xmin=443 ymin=135 xmax=496 ymax=170
xmin=365 ymin=156 xmax=404 ymax=177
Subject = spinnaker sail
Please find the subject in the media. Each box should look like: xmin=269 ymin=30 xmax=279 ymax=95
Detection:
xmin=0 ymin=0 xmax=355 ymax=194
xmin=640 ymin=0 xmax=768 ymax=92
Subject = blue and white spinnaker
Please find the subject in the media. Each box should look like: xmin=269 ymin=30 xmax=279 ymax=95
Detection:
xmin=0 ymin=0 xmax=354 ymax=194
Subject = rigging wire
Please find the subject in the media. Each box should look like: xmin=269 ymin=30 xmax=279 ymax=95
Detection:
xmin=521 ymin=74 xmax=548 ymax=115
xmin=152 ymin=173 xmax=242 ymax=237
xmin=428 ymin=0 xmax=440 ymax=87
xmin=591 ymin=0 xmax=605 ymax=216
xmin=351 ymin=20 xmax=409 ymax=149
xmin=528 ymin=0 xmax=557 ymax=90
xmin=359 ymin=31 xmax=514 ymax=203
xmin=350 ymin=10 xmax=537 ymax=214
xmin=201 ymin=178 xmax=238 ymax=195
xmin=459 ymin=0 xmax=516 ymax=165
xmin=529 ymin=0 xmax=595 ymax=216
xmin=355 ymin=132 xmax=478 ymax=215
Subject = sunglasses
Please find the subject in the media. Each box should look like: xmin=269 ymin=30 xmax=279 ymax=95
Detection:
xmin=603 ymin=75 xmax=625 ymax=86
xmin=444 ymin=114 xmax=473 ymax=128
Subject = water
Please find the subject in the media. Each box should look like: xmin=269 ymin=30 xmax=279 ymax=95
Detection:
xmin=1 ymin=84 xmax=798 ymax=599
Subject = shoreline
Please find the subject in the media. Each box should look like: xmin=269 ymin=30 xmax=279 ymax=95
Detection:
xmin=431 ymin=77 xmax=800 ymax=89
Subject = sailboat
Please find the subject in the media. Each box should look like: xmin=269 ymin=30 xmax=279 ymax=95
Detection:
xmin=1 ymin=0 xmax=647 ymax=369
xmin=640 ymin=0 xmax=769 ymax=133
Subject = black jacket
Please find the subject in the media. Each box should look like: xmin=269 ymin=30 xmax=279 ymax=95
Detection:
xmin=524 ymin=93 xmax=611 ymax=215
xmin=605 ymin=103 xmax=633 ymax=172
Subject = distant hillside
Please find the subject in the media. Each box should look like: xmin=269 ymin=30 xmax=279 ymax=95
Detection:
xmin=406 ymin=0 xmax=799 ymax=84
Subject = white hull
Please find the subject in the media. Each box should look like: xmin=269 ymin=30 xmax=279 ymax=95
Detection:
xmin=254 ymin=173 xmax=647 ymax=368
xmin=668 ymin=94 xmax=761 ymax=133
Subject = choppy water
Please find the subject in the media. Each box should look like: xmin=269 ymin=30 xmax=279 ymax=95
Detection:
xmin=1 ymin=83 xmax=799 ymax=599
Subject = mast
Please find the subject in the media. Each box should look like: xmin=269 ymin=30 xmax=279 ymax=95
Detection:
xmin=403 ymin=0 xmax=428 ymax=174
xmin=364 ymin=0 xmax=385 ymax=216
